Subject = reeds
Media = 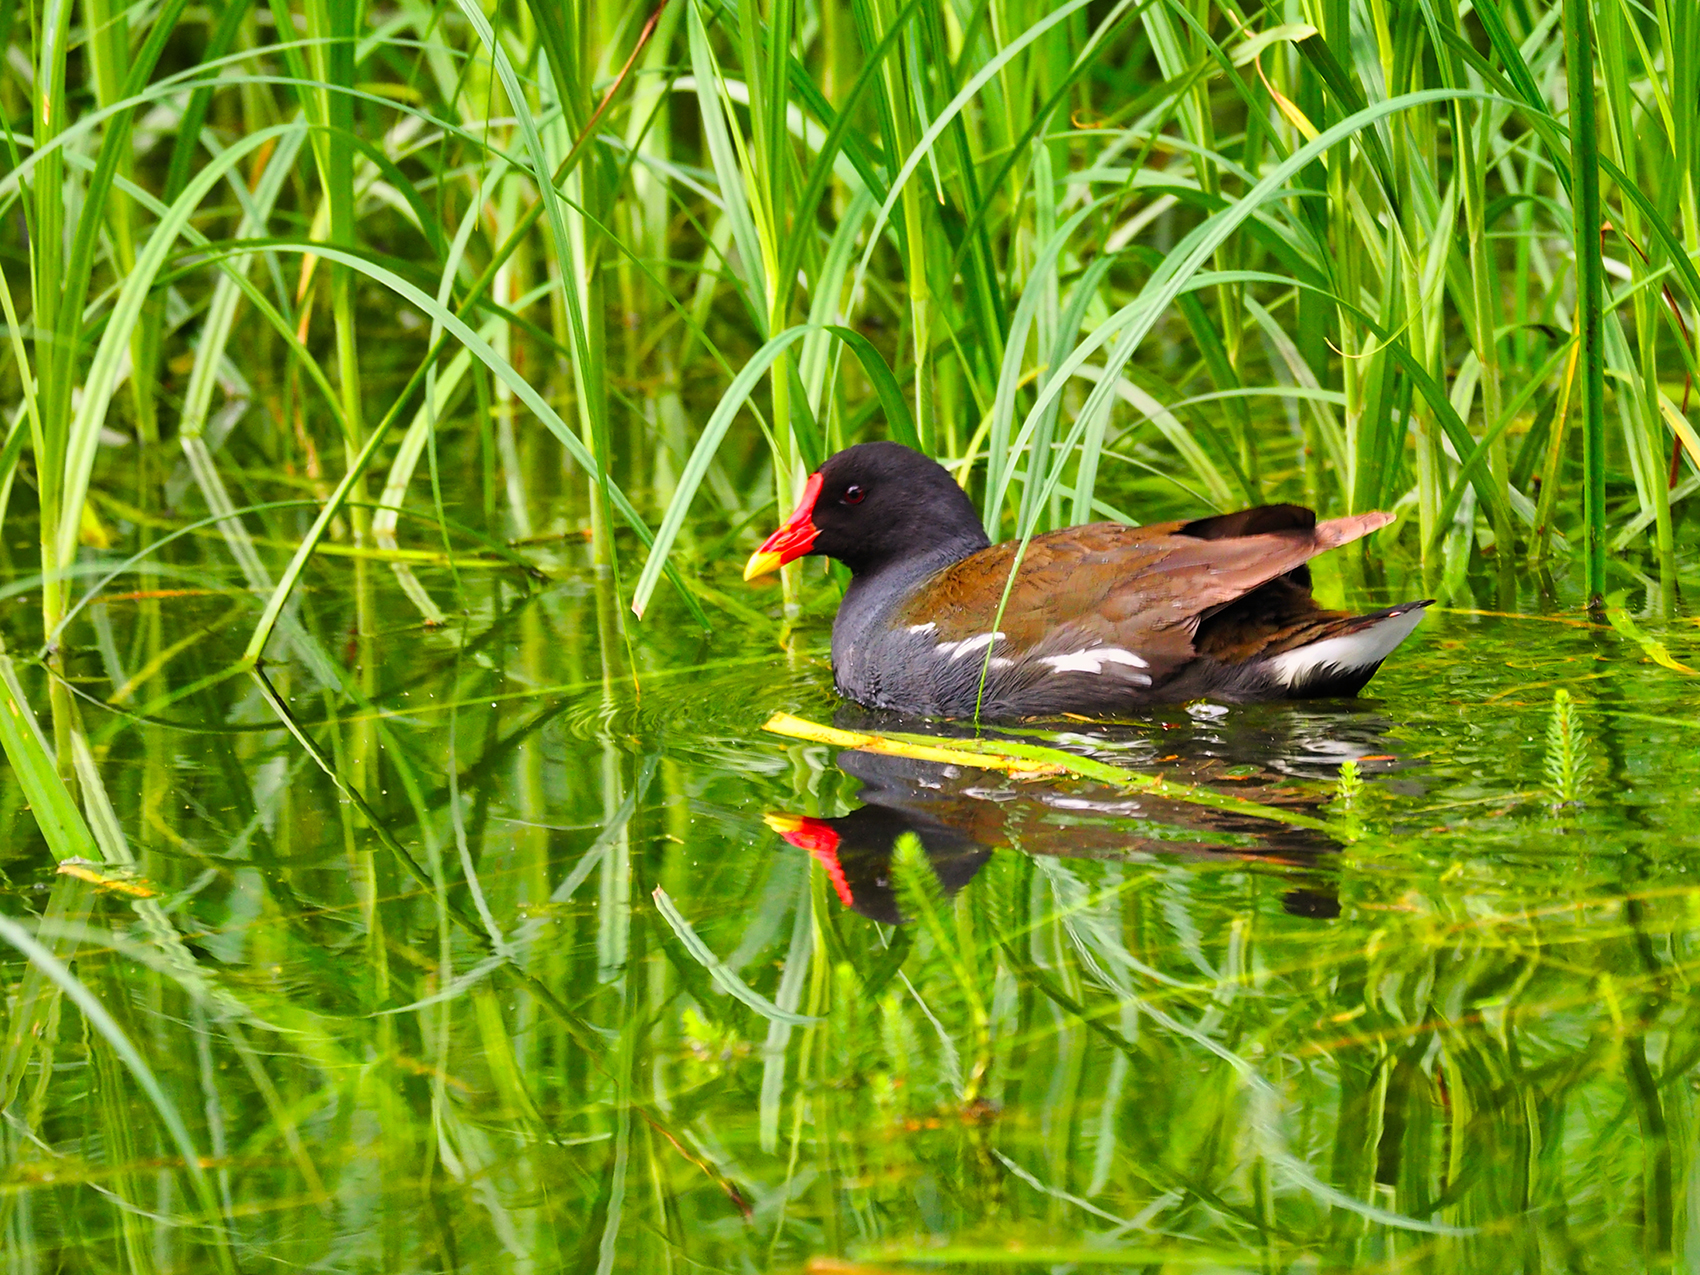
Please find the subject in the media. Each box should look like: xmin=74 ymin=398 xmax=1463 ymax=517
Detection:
xmin=2 ymin=0 xmax=1699 ymax=1269
xmin=1 ymin=0 xmax=1693 ymax=637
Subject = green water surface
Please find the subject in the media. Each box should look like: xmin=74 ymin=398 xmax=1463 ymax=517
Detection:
xmin=4 ymin=534 xmax=1700 ymax=1274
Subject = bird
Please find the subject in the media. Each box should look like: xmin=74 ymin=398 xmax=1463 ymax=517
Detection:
xmin=743 ymin=441 xmax=1431 ymax=720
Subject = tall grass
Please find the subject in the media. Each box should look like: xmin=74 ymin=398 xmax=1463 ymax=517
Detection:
xmin=2 ymin=0 xmax=1700 ymax=1268
xmin=0 ymin=0 xmax=1689 ymax=642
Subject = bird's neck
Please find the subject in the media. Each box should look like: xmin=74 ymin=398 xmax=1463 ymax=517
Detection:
xmin=834 ymin=533 xmax=988 ymax=651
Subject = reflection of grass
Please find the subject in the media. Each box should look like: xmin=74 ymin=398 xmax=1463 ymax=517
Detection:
xmin=3 ymin=615 xmax=1696 ymax=1268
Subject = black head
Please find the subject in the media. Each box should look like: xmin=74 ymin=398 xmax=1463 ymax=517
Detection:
xmin=744 ymin=442 xmax=990 ymax=580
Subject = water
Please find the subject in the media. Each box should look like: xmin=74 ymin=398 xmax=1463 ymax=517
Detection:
xmin=4 ymin=537 xmax=1700 ymax=1273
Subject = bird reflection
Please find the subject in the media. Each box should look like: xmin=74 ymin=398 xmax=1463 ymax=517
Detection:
xmin=767 ymin=701 xmax=1412 ymax=924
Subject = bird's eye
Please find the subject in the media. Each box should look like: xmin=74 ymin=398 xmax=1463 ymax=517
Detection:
xmin=843 ymin=485 xmax=866 ymax=505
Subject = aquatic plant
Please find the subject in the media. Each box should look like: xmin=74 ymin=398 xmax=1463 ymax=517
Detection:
xmin=0 ymin=0 xmax=1693 ymax=643
xmin=1 ymin=0 xmax=1699 ymax=1269
xmin=1330 ymin=755 xmax=1364 ymax=840
xmin=1544 ymin=686 xmax=1591 ymax=807
xmin=1335 ymin=756 xmax=1363 ymax=808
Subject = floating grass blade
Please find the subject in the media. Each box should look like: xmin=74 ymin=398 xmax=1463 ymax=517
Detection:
xmin=1603 ymin=592 xmax=1698 ymax=676
xmin=762 ymin=712 xmax=1331 ymax=831
xmin=761 ymin=711 xmax=1066 ymax=776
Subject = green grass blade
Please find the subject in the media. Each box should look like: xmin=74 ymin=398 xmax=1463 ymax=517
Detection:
xmin=651 ymin=886 xmax=822 ymax=1026
xmin=630 ymin=325 xmax=812 ymax=619
xmin=53 ymin=123 xmax=300 ymax=581
xmin=0 ymin=913 xmax=233 ymax=1269
xmin=0 ymin=646 xmax=98 ymax=863
xmin=1565 ymin=0 xmax=1608 ymax=600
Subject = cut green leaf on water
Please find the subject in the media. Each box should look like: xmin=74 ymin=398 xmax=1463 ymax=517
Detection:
xmin=1605 ymin=592 xmax=1698 ymax=676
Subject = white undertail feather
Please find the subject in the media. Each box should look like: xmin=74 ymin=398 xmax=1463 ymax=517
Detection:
xmin=1266 ymin=607 xmax=1428 ymax=688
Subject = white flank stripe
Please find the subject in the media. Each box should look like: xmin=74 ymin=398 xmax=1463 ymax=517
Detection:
xmin=1267 ymin=608 xmax=1427 ymax=687
xmin=936 ymin=632 xmax=1005 ymax=660
xmin=907 ymin=622 xmax=937 ymax=635
xmin=1040 ymin=647 xmax=1150 ymax=677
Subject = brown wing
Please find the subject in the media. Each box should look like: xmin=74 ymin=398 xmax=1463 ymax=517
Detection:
xmin=1193 ymin=573 xmax=1428 ymax=663
xmin=897 ymin=513 xmax=1393 ymax=665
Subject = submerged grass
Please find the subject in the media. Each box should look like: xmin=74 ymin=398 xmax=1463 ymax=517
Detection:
xmin=2 ymin=565 xmax=1699 ymax=1268
xmin=3 ymin=0 xmax=1700 ymax=1270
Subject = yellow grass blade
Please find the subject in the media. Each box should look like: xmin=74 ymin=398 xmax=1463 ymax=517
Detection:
xmin=761 ymin=712 xmax=1332 ymax=832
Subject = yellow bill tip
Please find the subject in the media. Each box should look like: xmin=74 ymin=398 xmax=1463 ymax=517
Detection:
xmin=743 ymin=549 xmax=783 ymax=581
xmin=763 ymin=812 xmax=807 ymax=835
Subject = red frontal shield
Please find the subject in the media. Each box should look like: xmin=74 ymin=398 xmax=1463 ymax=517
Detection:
xmin=743 ymin=473 xmax=823 ymax=580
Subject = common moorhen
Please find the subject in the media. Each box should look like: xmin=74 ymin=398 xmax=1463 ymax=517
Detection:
xmin=745 ymin=442 xmax=1430 ymax=719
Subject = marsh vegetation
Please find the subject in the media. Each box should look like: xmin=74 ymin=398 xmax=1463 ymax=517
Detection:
xmin=4 ymin=0 xmax=1700 ymax=1269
